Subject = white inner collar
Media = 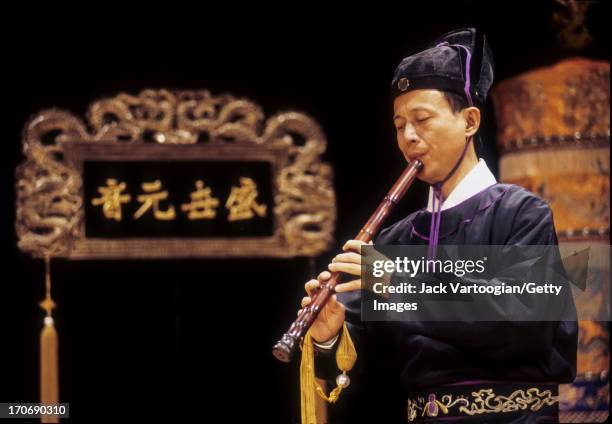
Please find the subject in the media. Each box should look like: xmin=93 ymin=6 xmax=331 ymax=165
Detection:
xmin=426 ymin=158 xmax=497 ymax=212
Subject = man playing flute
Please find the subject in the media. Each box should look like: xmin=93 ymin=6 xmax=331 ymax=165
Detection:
xmin=300 ymin=28 xmax=577 ymax=423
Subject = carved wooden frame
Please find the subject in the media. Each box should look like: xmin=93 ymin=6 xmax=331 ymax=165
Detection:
xmin=16 ymin=89 xmax=336 ymax=259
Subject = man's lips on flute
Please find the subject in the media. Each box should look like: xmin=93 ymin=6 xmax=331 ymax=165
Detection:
xmin=408 ymin=154 xmax=426 ymax=172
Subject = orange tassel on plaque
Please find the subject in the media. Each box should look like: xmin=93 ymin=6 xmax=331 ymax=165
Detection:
xmin=39 ymin=256 xmax=59 ymax=424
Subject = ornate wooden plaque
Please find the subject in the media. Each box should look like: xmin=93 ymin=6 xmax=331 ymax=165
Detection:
xmin=16 ymin=89 xmax=336 ymax=259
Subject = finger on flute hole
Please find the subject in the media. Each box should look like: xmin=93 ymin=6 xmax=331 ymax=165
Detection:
xmin=328 ymin=262 xmax=360 ymax=276
xmin=335 ymin=280 xmax=361 ymax=293
xmin=318 ymin=270 xmax=331 ymax=281
xmin=335 ymin=252 xmax=360 ymax=263
xmin=305 ymin=279 xmax=320 ymax=296
xmin=343 ymin=239 xmax=365 ymax=253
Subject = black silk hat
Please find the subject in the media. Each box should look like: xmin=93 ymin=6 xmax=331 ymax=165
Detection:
xmin=391 ymin=27 xmax=494 ymax=107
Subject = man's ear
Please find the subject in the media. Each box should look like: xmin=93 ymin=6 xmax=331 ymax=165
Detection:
xmin=463 ymin=106 xmax=481 ymax=137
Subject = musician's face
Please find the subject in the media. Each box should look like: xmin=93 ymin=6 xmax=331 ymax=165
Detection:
xmin=393 ymin=89 xmax=478 ymax=184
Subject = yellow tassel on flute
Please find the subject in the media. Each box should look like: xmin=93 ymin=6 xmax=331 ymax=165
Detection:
xmin=300 ymin=330 xmax=317 ymax=424
xmin=300 ymin=322 xmax=357 ymax=424
xmin=39 ymin=256 xmax=59 ymax=424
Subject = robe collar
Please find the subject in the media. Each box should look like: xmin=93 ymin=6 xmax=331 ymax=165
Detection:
xmin=426 ymin=158 xmax=497 ymax=212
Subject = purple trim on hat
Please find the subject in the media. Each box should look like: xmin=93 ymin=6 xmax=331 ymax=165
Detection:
xmin=437 ymin=41 xmax=473 ymax=106
xmin=454 ymin=45 xmax=473 ymax=106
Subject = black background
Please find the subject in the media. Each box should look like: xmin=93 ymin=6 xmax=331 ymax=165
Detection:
xmin=1 ymin=2 xmax=609 ymax=423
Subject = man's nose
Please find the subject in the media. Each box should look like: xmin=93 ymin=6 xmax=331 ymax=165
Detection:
xmin=401 ymin=125 xmax=427 ymax=160
xmin=403 ymin=124 xmax=420 ymax=146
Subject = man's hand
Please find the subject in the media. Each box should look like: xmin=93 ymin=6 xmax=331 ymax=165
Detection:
xmin=299 ymin=239 xmax=372 ymax=343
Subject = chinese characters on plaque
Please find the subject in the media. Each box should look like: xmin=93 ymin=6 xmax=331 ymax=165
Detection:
xmin=83 ymin=160 xmax=274 ymax=239
xmin=91 ymin=177 xmax=267 ymax=222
